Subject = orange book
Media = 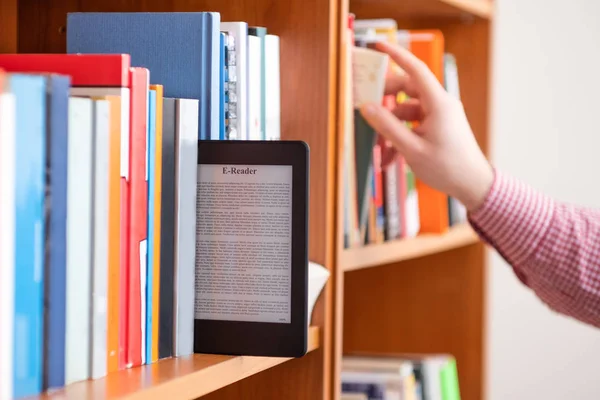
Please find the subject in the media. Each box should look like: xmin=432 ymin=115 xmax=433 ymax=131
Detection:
xmin=149 ymin=84 xmax=163 ymax=364
xmin=407 ymin=29 xmax=449 ymax=234
xmin=105 ymin=95 xmax=122 ymax=373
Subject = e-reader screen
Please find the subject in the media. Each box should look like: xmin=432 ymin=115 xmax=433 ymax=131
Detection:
xmin=195 ymin=164 xmax=293 ymax=324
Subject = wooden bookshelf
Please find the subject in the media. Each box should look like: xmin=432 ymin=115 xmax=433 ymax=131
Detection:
xmin=341 ymin=224 xmax=478 ymax=272
xmin=3 ymin=0 xmax=494 ymax=398
xmin=350 ymin=0 xmax=494 ymax=20
xmin=33 ymin=327 xmax=319 ymax=400
xmin=334 ymin=1 xmax=493 ymax=400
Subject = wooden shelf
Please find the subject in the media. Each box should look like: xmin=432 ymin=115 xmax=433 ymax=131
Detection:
xmin=340 ymin=224 xmax=479 ymax=271
xmin=350 ymin=0 xmax=494 ymax=20
xmin=35 ymin=327 xmax=320 ymax=400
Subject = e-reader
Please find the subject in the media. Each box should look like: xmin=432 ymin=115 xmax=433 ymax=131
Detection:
xmin=194 ymin=140 xmax=309 ymax=357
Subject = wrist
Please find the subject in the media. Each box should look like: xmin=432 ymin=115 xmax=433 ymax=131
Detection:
xmin=458 ymin=163 xmax=495 ymax=212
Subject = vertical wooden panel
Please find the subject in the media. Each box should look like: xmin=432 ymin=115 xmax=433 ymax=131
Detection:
xmin=343 ymin=244 xmax=486 ymax=400
xmin=0 ymin=0 xmax=17 ymax=52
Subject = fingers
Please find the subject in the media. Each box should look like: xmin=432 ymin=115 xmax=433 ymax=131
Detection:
xmin=380 ymin=145 xmax=399 ymax=168
xmin=359 ymin=102 xmax=424 ymax=158
xmin=376 ymin=41 xmax=445 ymax=102
xmin=385 ymin=72 xmax=420 ymax=98
xmin=391 ymin=99 xmax=423 ymax=122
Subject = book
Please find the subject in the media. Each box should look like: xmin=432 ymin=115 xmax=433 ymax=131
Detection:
xmin=9 ymin=73 xmax=47 ymax=397
xmin=248 ymin=35 xmax=262 ymax=140
xmin=90 ymin=98 xmax=110 ymax=380
xmin=159 ymin=98 xmax=176 ymax=359
xmin=173 ymin=98 xmax=199 ymax=357
xmin=0 ymin=83 xmax=16 ymax=400
xmin=65 ymin=97 xmax=93 ymax=385
xmin=67 ymin=12 xmax=221 ymax=140
xmin=248 ymin=26 xmax=267 ymax=139
xmin=127 ymin=67 xmax=149 ymax=368
xmin=264 ymin=34 xmax=281 ymax=141
xmin=149 ymin=84 xmax=164 ymax=364
xmin=42 ymin=74 xmax=70 ymax=390
xmin=220 ymin=22 xmax=249 ymax=140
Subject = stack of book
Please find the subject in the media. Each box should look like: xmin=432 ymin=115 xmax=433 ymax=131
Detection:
xmin=0 ymin=11 xmax=280 ymax=399
xmin=341 ymin=354 xmax=461 ymax=400
xmin=342 ymin=17 xmax=467 ymax=249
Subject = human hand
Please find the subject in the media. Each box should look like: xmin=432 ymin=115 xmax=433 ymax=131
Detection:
xmin=359 ymin=41 xmax=494 ymax=212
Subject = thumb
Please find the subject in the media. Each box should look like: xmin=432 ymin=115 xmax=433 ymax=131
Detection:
xmin=359 ymin=102 xmax=424 ymax=158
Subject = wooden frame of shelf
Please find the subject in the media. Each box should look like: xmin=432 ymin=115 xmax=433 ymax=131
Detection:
xmin=334 ymin=1 xmax=493 ymax=400
xmin=35 ymin=327 xmax=320 ymax=399
xmin=341 ymin=224 xmax=479 ymax=272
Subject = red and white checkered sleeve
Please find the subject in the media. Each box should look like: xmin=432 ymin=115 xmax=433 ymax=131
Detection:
xmin=468 ymin=169 xmax=600 ymax=328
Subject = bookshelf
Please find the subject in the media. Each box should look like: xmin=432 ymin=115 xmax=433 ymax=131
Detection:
xmin=334 ymin=1 xmax=493 ymax=400
xmin=1 ymin=0 xmax=494 ymax=398
xmin=341 ymin=224 xmax=479 ymax=272
xmin=35 ymin=326 xmax=320 ymax=399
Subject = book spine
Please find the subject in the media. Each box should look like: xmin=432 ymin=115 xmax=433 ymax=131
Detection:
xmin=118 ymin=89 xmax=131 ymax=370
xmin=174 ymin=98 xmax=199 ymax=357
xmin=11 ymin=75 xmax=47 ymax=397
xmin=145 ymin=89 xmax=157 ymax=364
xmin=91 ymin=99 xmax=110 ymax=379
xmin=0 ymin=92 xmax=16 ymax=400
xmin=127 ymin=67 xmax=149 ymax=368
xmin=65 ymin=97 xmax=93 ymax=385
xmin=44 ymin=76 xmax=70 ymax=390
xmin=150 ymin=85 xmax=163 ymax=364
xmin=159 ymin=98 xmax=176 ymax=359
xmin=106 ymin=95 xmax=122 ymax=374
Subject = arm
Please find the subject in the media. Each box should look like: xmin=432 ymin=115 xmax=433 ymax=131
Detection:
xmin=359 ymin=42 xmax=600 ymax=329
xmin=469 ymin=169 xmax=600 ymax=328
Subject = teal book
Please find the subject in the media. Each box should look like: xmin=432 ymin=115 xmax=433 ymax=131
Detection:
xmin=145 ymin=89 xmax=157 ymax=364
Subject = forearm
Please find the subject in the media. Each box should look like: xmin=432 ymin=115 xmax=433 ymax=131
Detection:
xmin=468 ymin=169 xmax=600 ymax=328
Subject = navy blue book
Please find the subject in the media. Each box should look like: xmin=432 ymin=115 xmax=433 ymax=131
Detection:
xmin=66 ymin=12 xmax=220 ymax=140
xmin=43 ymin=74 xmax=70 ymax=390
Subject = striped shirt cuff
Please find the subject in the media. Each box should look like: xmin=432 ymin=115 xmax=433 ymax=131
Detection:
xmin=468 ymin=169 xmax=556 ymax=269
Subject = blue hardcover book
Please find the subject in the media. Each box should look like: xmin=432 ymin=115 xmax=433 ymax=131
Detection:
xmin=43 ymin=74 xmax=70 ymax=390
xmin=145 ymin=89 xmax=156 ymax=364
xmin=66 ymin=12 xmax=220 ymax=140
xmin=219 ymin=32 xmax=226 ymax=140
xmin=8 ymin=74 xmax=47 ymax=398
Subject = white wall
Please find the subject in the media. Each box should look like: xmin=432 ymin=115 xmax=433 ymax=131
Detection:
xmin=488 ymin=0 xmax=600 ymax=399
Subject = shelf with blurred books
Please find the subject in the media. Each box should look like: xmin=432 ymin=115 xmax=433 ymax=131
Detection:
xmin=34 ymin=326 xmax=319 ymax=400
xmin=341 ymin=223 xmax=478 ymax=271
xmin=350 ymin=0 xmax=493 ymax=20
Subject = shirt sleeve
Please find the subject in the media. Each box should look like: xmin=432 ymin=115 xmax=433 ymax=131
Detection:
xmin=468 ymin=169 xmax=600 ymax=328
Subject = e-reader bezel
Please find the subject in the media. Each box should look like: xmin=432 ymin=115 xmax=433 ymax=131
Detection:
xmin=194 ymin=140 xmax=309 ymax=358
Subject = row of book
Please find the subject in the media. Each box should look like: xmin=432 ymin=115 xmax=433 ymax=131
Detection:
xmin=0 ymin=11 xmax=281 ymax=399
xmin=342 ymin=17 xmax=467 ymax=249
xmin=341 ymin=354 xmax=461 ymax=400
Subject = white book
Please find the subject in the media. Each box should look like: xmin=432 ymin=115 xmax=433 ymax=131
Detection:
xmin=264 ymin=34 xmax=281 ymax=141
xmin=248 ymin=35 xmax=262 ymax=140
xmin=0 ymin=93 xmax=16 ymax=400
xmin=221 ymin=22 xmax=249 ymax=140
xmin=70 ymin=88 xmax=130 ymax=181
xmin=65 ymin=97 xmax=94 ymax=384
xmin=91 ymin=99 xmax=110 ymax=379
xmin=173 ymin=98 xmax=199 ymax=357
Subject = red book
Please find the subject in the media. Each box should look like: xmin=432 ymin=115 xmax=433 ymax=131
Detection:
xmin=126 ymin=67 xmax=148 ymax=368
xmin=0 ymin=54 xmax=130 ymax=87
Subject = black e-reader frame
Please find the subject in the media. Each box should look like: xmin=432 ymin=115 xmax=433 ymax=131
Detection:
xmin=194 ymin=140 xmax=309 ymax=358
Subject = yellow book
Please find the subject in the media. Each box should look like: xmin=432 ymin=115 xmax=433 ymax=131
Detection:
xmin=149 ymin=84 xmax=163 ymax=363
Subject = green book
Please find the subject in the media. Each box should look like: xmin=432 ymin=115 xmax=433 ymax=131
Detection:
xmin=440 ymin=358 xmax=461 ymax=400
